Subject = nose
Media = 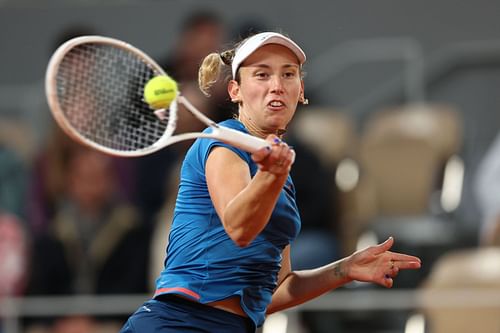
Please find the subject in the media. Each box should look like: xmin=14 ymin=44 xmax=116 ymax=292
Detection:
xmin=270 ymin=75 xmax=284 ymax=94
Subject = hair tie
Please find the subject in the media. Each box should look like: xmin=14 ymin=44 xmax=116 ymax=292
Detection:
xmin=220 ymin=50 xmax=234 ymax=66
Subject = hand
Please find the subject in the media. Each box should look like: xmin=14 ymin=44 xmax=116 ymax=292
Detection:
xmin=251 ymin=135 xmax=295 ymax=175
xmin=345 ymin=237 xmax=421 ymax=288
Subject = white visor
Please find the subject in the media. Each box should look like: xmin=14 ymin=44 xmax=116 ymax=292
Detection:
xmin=231 ymin=32 xmax=306 ymax=78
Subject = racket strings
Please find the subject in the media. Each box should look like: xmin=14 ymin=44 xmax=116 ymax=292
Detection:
xmin=56 ymin=43 xmax=169 ymax=151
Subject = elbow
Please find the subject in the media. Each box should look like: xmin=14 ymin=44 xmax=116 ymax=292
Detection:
xmin=225 ymin=225 xmax=254 ymax=248
xmin=230 ymin=232 xmax=253 ymax=248
xmin=234 ymin=238 xmax=251 ymax=248
xmin=221 ymin=211 xmax=260 ymax=247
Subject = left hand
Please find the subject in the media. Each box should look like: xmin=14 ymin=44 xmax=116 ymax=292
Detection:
xmin=345 ymin=237 xmax=421 ymax=288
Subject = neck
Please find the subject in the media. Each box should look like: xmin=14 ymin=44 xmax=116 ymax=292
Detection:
xmin=237 ymin=113 xmax=286 ymax=139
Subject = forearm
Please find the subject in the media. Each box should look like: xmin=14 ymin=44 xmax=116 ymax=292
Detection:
xmin=267 ymin=258 xmax=353 ymax=314
xmin=222 ymin=170 xmax=287 ymax=247
xmin=267 ymin=237 xmax=422 ymax=314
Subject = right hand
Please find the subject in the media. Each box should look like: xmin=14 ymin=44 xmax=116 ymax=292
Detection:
xmin=251 ymin=135 xmax=296 ymax=175
xmin=344 ymin=237 xmax=421 ymax=288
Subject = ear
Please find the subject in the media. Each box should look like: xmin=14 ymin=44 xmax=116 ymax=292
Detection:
xmin=228 ymin=80 xmax=241 ymax=103
xmin=298 ymin=80 xmax=306 ymax=103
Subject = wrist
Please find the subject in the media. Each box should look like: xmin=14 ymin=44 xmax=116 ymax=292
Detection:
xmin=256 ymin=169 xmax=289 ymax=184
xmin=332 ymin=258 xmax=354 ymax=284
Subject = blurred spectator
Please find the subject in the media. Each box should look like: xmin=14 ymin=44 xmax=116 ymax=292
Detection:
xmin=29 ymin=127 xmax=136 ymax=237
xmin=0 ymin=144 xmax=28 ymax=220
xmin=28 ymin=127 xmax=79 ymax=235
xmin=161 ymin=9 xmax=232 ymax=122
xmin=25 ymin=147 xmax=150 ymax=333
xmin=28 ymin=25 xmax=114 ymax=236
xmin=0 ymin=212 xmax=29 ymax=333
xmin=0 ymin=143 xmax=29 ymax=307
xmin=474 ymin=131 xmax=500 ymax=246
xmin=162 ymin=9 xmax=226 ymax=83
xmin=31 ymin=26 xmax=99 ymax=152
xmin=0 ymin=212 xmax=29 ymax=298
xmin=0 ymin=125 xmax=31 ymax=333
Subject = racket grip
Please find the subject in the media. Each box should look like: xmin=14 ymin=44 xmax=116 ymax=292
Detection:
xmin=214 ymin=126 xmax=270 ymax=153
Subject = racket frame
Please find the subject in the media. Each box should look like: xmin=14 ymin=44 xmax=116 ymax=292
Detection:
xmin=46 ymin=35 xmax=269 ymax=157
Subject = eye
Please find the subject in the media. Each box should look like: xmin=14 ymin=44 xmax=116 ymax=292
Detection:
xmin=283 ymin=71 xmax=297 ymax=79
xmin=255 ymin=72 xmax=269 ymax=79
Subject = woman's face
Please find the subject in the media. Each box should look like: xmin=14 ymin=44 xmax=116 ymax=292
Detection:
xmin=229 ymin=44 xmax=304 ymax=134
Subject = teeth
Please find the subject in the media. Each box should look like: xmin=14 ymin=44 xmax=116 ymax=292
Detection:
xmin=270 ymin=101 xmax=283 ymax=107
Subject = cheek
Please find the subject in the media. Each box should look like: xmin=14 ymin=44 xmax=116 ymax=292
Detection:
xmin=244 ymin=81 xmax=265 ymax=96
xmin=241 ymin=84 xmax=266 ymax=106
xmin=289 ymin=82 xmax=302 ymax=98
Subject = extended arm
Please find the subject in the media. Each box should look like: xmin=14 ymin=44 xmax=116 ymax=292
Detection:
xmin=267 ymin=237 xmax=421 ymax=314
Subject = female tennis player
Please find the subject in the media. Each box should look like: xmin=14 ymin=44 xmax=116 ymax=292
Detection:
xmin=119 ymin=31 xmax=421 ymax=333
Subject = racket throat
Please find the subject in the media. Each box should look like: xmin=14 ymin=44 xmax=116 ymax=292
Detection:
xmin=153 ymin=109 xmax=168 ymax=121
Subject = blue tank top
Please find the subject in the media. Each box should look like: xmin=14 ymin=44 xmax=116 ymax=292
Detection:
xmin=154 ymin=119 xmax=301 ymax=327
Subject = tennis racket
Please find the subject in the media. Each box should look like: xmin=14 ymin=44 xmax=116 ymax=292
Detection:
xmin=45 ymin=35 xmax=270 ymax=157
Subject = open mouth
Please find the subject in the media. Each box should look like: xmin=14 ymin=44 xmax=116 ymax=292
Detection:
xmin=268 ymin=100 xmax=285 ymax=109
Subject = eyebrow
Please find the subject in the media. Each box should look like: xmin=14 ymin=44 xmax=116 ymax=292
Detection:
xmin=249 ymin=63 xmax=300 ymax=70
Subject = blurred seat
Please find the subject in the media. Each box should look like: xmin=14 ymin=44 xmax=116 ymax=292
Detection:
xmin=488 ymin=215 xmax=500 ymax=246
xmin=358 ymin=102 xmax=463 ymax=216
xmin=291 ymin=107 xmax=357 ymax=168
xmin=419 ymin=247 xmax=500 ymax=333
xmin=351 ymin=103 xmax=465 ymax=286
xmin=364 ymin=103 xmax=462 ymax=164
xmin=360 ymin=135 xmax=441 ymax=216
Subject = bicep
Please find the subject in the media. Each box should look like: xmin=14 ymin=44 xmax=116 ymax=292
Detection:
xmin=205 ymin=146 xmax=251 ymax=220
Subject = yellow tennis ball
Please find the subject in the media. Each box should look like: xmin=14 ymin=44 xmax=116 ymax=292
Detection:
xmin=144 ymin=75 xmax=178 ymax=109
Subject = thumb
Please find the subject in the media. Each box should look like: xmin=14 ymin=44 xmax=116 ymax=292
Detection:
xmin=373 ymin=236 xmax=394 ymax=255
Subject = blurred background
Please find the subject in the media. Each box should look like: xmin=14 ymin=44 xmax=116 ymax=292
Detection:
xmin=2 ymin=0 xmax=500 ymax=332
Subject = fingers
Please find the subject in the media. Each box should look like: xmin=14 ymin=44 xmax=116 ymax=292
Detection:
xmin=391 ymin=253 xmax=421 ymax=264
xmin=371 ymin=237 xmax=421 ymax=267
xmin=390 ymin=259 xmax=421 ymax=270
xmin=251 ymin=145 xmax=272 ymax=163
xmin=378 ymin=248 xmax=421 ymax=288
xmin=384 ymin=252 xmax=420 ymax=275
xmin=379 ymin=264 xmax=398 ymax=288
xmin=379 ymin=257 xmax=421 ymax=288
xmin=382 ymin=275 xmax=394 ymax=288
xmin=251 ymin=135 xmax=295 ymax=174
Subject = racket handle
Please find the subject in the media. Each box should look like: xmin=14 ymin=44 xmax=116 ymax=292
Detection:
xmin=214 ymin=126 xmax=270 ymax=153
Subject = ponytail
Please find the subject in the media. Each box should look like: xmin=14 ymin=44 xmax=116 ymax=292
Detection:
xmin=198 ymin=49 xmax=235 ymax=97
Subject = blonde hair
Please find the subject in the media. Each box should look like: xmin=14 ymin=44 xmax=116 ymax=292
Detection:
xmin=198 ymin=49 xmax=234 ymax=97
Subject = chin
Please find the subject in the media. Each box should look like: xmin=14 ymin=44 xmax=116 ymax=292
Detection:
xmin=267 ymin=114 xmax=290 ymax=128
